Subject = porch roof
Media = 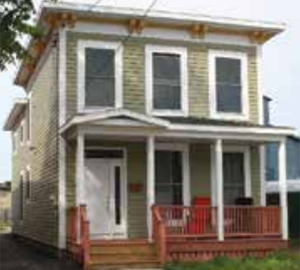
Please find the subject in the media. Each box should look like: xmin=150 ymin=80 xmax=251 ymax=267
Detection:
xmin=60 ymin=109 xmax=295 ymax=142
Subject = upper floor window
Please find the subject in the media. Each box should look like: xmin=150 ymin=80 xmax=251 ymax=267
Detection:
xmin=146 ymin=45 xmax=188 ymax=116
xmin=209 ymin=50 xmax=248 ymax=120
xmin=78 ymin=40 xmax=123 ymax=112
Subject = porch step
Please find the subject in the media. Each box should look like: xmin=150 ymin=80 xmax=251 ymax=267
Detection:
xmin=89 ymin=239 xmax=160 ymax=269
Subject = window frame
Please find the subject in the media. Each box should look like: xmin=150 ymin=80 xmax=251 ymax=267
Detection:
xmin=209 ymin=50 xmax=249 ymax=120
xmin=155 ymin=143 xmax=190 ymax=206
xmin=77 ymin=40 xmax=123 ymax=112
xmin=145 ymin=45 xmax=188 ymax=117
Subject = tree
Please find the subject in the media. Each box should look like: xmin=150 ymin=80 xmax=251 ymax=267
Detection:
xmin=0 ymin=0 xmax=44 ymax=71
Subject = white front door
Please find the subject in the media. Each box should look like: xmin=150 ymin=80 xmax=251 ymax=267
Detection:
xmin=85 ymin=158 xmax=126 ymax=239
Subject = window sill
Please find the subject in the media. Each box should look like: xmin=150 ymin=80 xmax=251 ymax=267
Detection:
xmin=79 ymin=106 xmax=119 ymax=114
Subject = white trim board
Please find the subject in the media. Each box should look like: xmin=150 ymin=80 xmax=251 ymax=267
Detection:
xmin=145 ymin=45 xmax=188 ymax=117
xmin=209 ymin=50 xmax=249 ymax=121
xmin=77 ymin=40 xmax=123 ymax=113
xmin=71 ymin=22 xmax=254 ymax=47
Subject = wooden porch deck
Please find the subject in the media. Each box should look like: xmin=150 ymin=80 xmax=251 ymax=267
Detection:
xmin=67 ymin=205 xmax=288 ymax=269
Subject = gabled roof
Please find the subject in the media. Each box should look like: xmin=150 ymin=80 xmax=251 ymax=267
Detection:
xmin=3 ymin=99 xmax=28 ymax=131
xmin=60 ymin=109 xmax=170 ymax=133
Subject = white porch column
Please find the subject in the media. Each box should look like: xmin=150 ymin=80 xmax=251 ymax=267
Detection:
xmin=76 ymin=133 xmax=85 ymax=206
xmin=214 ymin=139 xmax=224 ymax=241
xmin=278 ymin=138 xmax=288 ymax=240
xmin=259 ymin=145 xmax=267 ymax=206
xmin=147 ymin=136 xmax=155 ymax=240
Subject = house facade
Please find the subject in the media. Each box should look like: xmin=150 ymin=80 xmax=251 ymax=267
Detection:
xmin=4 ymin=1 xmax=296 ymax=268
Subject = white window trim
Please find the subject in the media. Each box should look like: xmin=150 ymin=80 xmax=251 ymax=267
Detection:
xmin=155 ymin=143 xmax=190 ymax=206
xmin=209 ymin=50 xmax=249 ymax=121
xmin=77 ymin=40 xmax=123 ymax=113
xmin=145 ymin=45 xmax=188 ymax=117
xmin=13 ymin=131 xmax=18 ymax=155
xmin=223 ymin=145 xmax=252 ymax=198
xmin=20 ymin=120 xmax=25 ymax=147
xmin=26 ymin=98 xmax=32 ymax=146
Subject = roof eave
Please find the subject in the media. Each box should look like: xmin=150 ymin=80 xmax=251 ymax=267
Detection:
xmin=3 ymin=99 xmax=28 ymax=131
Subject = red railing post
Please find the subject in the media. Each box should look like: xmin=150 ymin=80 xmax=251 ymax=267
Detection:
xmin=152 ymin=205 xmax=167 ymax=264
xmin=79 ymin=204 xmax=91 ymax=270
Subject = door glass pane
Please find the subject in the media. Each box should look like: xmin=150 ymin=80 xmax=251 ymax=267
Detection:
xmin=114 ymin=166 xmax=121 ymax=225
xmin=223 ymin=153 xmax=245 ymax=205
xmin=85 ymin=48 xmax=115 ymax=107
xmin=155 ymin=151 xmax=183 ymax=205
xmin=216 ymin=57 xmax=242 ymax=113
xmin=153 ymin=53 xmax=181 ymax=110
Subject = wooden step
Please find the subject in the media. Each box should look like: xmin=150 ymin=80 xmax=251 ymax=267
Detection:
xmin=89 ymin=259 xmax=161 ymax=269
xmin=90 ymin=244 xmax=156 ymax=255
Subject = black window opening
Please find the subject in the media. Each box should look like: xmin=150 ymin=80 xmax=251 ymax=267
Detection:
xmin=155 ymin=150 xmax=183 ymax=205
xmin=85 ymin=48 xmax=115 ymax=107
xmin=25 ymin=170 xmax=31 ymax=200
xmin=85 ymin=149 xmax=124 ymax=159
xmin=19 ymin=176 xmax=24 ymax=220
xmin=153 ymin=53 xmax=181 ymax=110
xmin=216 ymin=57 xmax=242 ymax=113
xmin=223 ymin=153 xmax=245 ymax=205
xmin=114 ymin=166 xmax=121 ymax=225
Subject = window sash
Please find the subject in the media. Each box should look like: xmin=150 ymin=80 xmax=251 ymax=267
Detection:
xmin=85 ymin=48 xmax=116 ymax=107
xmin=152 ymin=53 xmax=182 ymax=111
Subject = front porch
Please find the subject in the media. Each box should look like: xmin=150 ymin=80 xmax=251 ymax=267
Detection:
xmin=62 ymin=111 xmax=290 ymax=269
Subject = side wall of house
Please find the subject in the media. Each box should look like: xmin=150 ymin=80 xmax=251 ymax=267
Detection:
xmin=11 ymin=47 xmax=59 ymax=248
xmin=65 ymin=31 xmax=259 ymax=123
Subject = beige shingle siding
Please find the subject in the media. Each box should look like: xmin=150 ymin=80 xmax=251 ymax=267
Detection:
xmin=123 ymin=40 xmax=145 ymax=113
xmin=11 ymin=48 xmax=59 ymax=248
xmin=65 ymin=32 xmax=259 ymax=123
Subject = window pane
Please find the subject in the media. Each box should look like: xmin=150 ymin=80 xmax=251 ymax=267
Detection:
xmin=85 ymin=78 xmax=115 ymax=106
xmin=155 ymin=151 xmax=183 ymax=205
xmin=216 ymin=57 xmax=242 ymax=113
xmin=153 ymin=84 xmax=181 ymax=110
xmin=85 ymin=48 xmax=115 ymax=107
xmin=114 ymin=166 xmax=121 ymax=225
xmin=153 ymin=53 xmax=181 ymax=110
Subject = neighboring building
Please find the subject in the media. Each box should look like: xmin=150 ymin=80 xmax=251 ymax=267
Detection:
xmin=264 ymin=97 xmax=300 ymax=237
xmin=3 ymin=1 xmax=296 ymax=268
xmin=0 ymin=181 xmax=12 ymax=231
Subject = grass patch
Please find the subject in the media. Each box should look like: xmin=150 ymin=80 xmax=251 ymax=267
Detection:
xmin=165 ymin=252 xmax=300 ymax=270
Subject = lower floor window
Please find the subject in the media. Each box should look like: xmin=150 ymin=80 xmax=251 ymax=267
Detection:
xmin=223 ymin=153 xmax=245 ymax=205
xmin=155 ymin=150 xmax=183 ymax=205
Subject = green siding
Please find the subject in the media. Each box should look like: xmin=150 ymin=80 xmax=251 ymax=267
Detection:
xmin=65 ymin=32 xmax=259 ymax=124
xmin=190 ymin=144 xmax=211 ymax=199
xmin=12 ymin=48 xmax=59 ymax=247
xmin=251 ymin=146 xmax=261 ymax=205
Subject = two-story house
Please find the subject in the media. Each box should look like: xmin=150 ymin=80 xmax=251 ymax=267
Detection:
xmin=3 ymin=1 xmax=296 ymax=268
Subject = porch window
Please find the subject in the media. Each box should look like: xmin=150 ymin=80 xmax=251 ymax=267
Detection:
xmin=155 ymin=151 xmax=183 ymax=205
xmin=223 ymin=153 xmax=245 ymax=205
xmin=85 ymin=48 xmax=115 ymax=107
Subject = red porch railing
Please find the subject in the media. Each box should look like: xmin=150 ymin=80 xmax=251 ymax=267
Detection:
xmin=67 ymin=205 xmax=91 ymax=270
xmin=224 ymin=206 xmax=281 ymax=238
xmin=153 ymin=205 xmax=281 ymax=240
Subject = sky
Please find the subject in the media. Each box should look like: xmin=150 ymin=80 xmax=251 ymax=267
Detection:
xmin=0 ymin=0 xmax=299 ymax=182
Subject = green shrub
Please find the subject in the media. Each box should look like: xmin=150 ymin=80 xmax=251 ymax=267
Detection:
xmin=165 ymin=253 xmax=300 ymax=270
